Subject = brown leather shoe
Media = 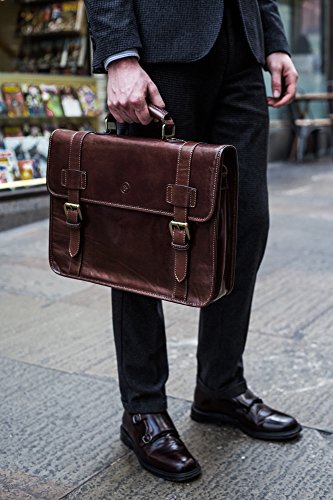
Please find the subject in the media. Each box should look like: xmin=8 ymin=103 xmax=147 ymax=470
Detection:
xmin=191 ymin=387 xmax=302 ymax=441
xmin=120 ymin=411 xmax=201 ymax=482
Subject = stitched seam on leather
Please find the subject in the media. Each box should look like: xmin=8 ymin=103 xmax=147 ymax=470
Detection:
xmin=201 ymin=146 xmax=225 ymax=303
xmin=166 ymin=185 xmax=171 ymax=203
xmin=173 ymin=142 xmax=187 ymax=290
xmin=68 ymin=132 xmax=90 ymax=259
xmin=48 ymin=193 xmax=217 ymax=223
xmin=46 ymin=128 xmax=59 ymax=191
xmin=61 ymin=169 xmax=67 ymax=187
xmin=49 ymin=135 xmax=228 ymax=221
xmin=172 ymin=142 xmax=187 ymax=294
xmin=81 ymin=172 xmax=87 ymax=189
xmin=68 ymin=131 xmax=79 ymax=171
xmin=174 ymin=143 xmax=198 ymax=285
xmin=49 ymin=264 xmax=210 ymax=307
xmin=166 ymin=184 xmax=196 ymax=207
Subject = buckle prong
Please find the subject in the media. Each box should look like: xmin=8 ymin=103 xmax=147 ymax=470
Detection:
xmin=169 ymin=220 xmax=190 ymax=240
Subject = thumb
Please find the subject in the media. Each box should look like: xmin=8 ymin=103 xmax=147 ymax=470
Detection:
xmin=271 ymin=68 xmax=282 ymax=99
xmin=147 ymin=81 xmax=165 ymax=108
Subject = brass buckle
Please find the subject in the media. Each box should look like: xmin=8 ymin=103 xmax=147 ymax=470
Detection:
xmin=169 ymin=220 xmax=190 ymax=240
xmin=64 ymin=202 xmax=83 ymax=221
xmin=162 ymin=122 xmax=176 ymax=140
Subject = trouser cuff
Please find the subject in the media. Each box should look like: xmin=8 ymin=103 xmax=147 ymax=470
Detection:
xmin=196 ymin=376 xmax=247 ymax=399
xmin=122 ymin=398 xmax=168 ymax=414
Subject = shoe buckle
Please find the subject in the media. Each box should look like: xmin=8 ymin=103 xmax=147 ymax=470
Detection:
xmin=132 ymin=414 xmax=142 ymax=424
xmin=142 ymin=433 xmax=152 ymax=444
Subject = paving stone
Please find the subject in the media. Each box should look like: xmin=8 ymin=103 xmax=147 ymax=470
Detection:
xmin=62 ymin=401 xmax=333 ymax=500
xmin=0 ymin=356 xmax=126 ymax=497
xmin=0 ymin=469 xmax=67 ymax=499
xmin=0 ymin=262 xmax=91 ymax=300
xmin=0 ymin=293 xmax=117 ymax=378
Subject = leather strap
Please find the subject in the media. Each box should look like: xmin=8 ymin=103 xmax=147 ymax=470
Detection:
xmin=170 ymin=142 xmax=200 ymax=302
xmin=132 ymin=413 xmax=179 ymax=447
xmin=64 ymin=130 xmax=90 ymax=275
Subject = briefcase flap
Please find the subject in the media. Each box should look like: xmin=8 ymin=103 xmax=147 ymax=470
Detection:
xmin=47 ymin=129 xmax=237 ymax=222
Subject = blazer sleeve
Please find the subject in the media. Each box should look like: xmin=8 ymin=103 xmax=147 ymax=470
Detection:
xmin=84 ymin=0 xmax=142 ymax=73
xmin=258 ymin=0 xmax=291 ymax=57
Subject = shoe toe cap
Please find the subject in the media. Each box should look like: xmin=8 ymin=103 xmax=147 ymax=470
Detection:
xmin=264 ymin=412 xmax=299 ymax=432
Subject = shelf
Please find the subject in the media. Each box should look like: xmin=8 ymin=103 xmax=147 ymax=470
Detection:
xmin=0 ymin=177 xmax=46 ymax=190
xmin=0 ymin=115 xmax=100 ymax=122
xmin=0 ymin=72 xmax=96 ymax=86
xmin=20 ymin=30 xmax=82 ymax=39
xmin=20 ymin=0 xmax=75 ymax=4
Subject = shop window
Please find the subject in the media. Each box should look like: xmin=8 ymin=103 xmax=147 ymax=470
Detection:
xmin=266 ymin=0 xmax=329 ymax=120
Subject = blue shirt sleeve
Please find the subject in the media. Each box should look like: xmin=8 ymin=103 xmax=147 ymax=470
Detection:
xmin=104 ymin=49 xmax=140 ymax=70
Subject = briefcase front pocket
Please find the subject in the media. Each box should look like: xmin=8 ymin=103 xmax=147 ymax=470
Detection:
xmin=47 ymin=129 xmax=238 ymax=307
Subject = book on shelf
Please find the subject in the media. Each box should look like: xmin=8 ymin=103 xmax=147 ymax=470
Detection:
xmin=2 ymin=83 xmax=29 ymax=118
xmin=0 ymin=150 xmax=19 ymax=183
xmin=77 ymin=85 xmax=101 ymax=116
xmin=3 ymin=136 xmax=49 ymax=180
xmin=18 ymin=159 xmax=35 ymax=180
xmin=40 ymin=84 xmax=64 ymax=117
xmin=21 ymin=84 xmax=45 ymax=116
xmin=60 ymin=86 xmax=82 ymax=117
xmin=2 ymin=126 xmax=24 ymax=137
xmin=16 ymin=36 xmax=88 ymax=74
xmin=17 ymin=1 xmax=83 ymax=36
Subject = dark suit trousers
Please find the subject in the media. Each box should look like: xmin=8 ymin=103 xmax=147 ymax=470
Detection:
xmin=111 ymin=1 xmax=269 ymax=412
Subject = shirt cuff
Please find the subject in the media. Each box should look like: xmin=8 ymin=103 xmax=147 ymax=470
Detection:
xmin=104 ymin=49 xmax=140 ymax=70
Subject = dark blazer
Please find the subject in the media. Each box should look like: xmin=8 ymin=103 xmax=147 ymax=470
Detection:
xmin=84 ymin=0 xmax=290 ymax=73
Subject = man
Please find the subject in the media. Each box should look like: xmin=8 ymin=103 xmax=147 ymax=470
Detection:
xmin=84 ymin=0 xmax=301 ymax=482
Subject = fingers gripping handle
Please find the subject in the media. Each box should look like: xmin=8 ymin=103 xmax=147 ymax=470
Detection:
xmin=105 ymin=104 xmax=175 ymax=140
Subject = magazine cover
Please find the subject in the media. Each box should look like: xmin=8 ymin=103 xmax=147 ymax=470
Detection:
xmin=2 ymin=83 xmax=29 ymax=118
xmin=2 ymin=126 xmax=24 ymax=137
xmin=77 ymin=85 xmax=100 ymax=116
xmin=4 ymin=136 xmax=49 ymax=178
xmin=18 ymin=159 xmax=35 ymax=180
xmin=0 ymin=150 xmax=19 ymax=183
xmin=60 ymin=86 xmax=82 ymax=117
xmin=22 ymin=84 xmax=45 ymax=116
xmin=61 ymin=2 xmax=78 ymax=31
xmin=40 ymin=84 xmax=63 ymax=117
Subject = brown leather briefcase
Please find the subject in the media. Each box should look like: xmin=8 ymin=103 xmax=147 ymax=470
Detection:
xmin=47 ymin=106 xmax=238 ymax=307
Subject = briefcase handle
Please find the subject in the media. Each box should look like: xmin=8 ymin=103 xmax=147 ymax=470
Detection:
xmin=105 ymin=104 xmax=176 ymax=140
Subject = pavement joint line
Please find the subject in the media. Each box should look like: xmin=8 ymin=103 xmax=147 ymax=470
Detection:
xmin=58 ymin=453 xmax=133 ymax=500
xmin=292 ymin=303 xmax=333 ymax=333
xmin=252 ymin=284 xmax=333 ymax=316
xmin=250 ymin=326 xmax=333 ymax=341
xmin=302 ymin=425 xmax=333 ymax=436
xmin=0 ymin=354 xmax=117 ymax=386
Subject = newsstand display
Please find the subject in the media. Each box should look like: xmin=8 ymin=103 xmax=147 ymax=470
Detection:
xmin=0 ymin=0 xmax=104 ymax=192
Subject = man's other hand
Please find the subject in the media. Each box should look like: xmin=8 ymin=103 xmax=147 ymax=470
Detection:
xmin=266 ymin=52 xmax=298 ymax=108
xmin=107 ymin=57 xmax=165 ymax=124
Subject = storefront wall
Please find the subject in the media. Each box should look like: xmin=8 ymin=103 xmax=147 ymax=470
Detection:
xmin=267 ymin=0 xmax=332 ymax=160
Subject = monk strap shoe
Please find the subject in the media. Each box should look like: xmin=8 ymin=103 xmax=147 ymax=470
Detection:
xmin=121 ymin=411 xmax=201 ymax=482
xmin=191 ymin=387 xmax=302 ymax=441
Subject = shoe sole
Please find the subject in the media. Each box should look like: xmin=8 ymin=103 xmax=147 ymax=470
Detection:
xmin=120 ymin=425 xmax=202 ymax=482
xmin=191 ymin=405 xmax=303 ymax=441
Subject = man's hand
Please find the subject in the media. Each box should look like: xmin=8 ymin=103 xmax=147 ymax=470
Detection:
xmin=266 ymin=52 xmax=298 ymax=108
xmin=107 ymin=57 xmax=165 ymax=124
